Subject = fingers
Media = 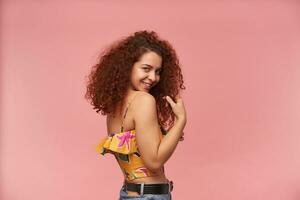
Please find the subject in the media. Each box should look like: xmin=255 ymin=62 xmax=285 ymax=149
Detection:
xmin=174 ymin=94 xmax=181 ymax=101
xmin=175 ymin=96 xmax=183 ymax=104
xmin=165 ymin=96 xmax=176 ymax=107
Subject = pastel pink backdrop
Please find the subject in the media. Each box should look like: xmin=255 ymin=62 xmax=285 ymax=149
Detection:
xmin=1 ymin=1 xmax=300 ymax=200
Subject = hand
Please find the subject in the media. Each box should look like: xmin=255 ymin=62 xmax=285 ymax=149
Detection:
xmin=164 ymin=95 xmax=186 ymax=121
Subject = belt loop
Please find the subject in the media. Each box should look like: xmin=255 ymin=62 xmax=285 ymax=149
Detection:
xmin=140 ymin=183 xmax=144 ymax=195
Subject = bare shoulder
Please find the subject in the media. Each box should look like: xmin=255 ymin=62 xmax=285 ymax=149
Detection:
xmin=132 ymin=91 xmax=157 ymax=115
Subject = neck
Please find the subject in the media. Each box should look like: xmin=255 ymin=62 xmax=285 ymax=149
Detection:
xmin=125 ymin=88 xmax=138 ymax=97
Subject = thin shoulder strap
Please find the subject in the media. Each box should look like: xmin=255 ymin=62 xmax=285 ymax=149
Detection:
xmin=120 ymin=92 xmax=139 ymax=132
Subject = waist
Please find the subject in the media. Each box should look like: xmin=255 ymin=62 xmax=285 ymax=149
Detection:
xmin=123 ymin=179 xmax=173 ymax=195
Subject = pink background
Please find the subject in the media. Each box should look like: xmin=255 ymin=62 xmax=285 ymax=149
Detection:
xmin=1 ymin=1 xmax=300 ymax=199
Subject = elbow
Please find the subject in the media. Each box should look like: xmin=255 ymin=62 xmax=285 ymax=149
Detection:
xmin=144 ymin=160 xmax=163 ymax=172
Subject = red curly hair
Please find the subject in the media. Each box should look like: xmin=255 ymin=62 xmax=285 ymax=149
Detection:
xmin=85 ymin=30 xmax=185 ymax=130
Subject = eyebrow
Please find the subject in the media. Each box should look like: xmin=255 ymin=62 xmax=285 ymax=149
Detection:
xmin=142 ymin=64 xmax=162 ymax=70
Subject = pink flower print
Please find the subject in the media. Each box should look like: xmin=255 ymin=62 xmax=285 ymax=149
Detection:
xmin=135 ymin=167 xmax=149 ymax=176
xmin=117 ymin=131 xmax=135 ymax=151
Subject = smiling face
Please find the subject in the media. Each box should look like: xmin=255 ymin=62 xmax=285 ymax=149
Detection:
xmin=129 ymin=51 xmax=162 ymax=92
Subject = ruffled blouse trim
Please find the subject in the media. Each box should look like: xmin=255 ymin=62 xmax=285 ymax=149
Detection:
xmin=96 ymin=130 xmax=137 ymax=155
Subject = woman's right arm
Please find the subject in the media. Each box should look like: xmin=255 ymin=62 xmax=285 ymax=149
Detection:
xmin=133 ymin=92 xmax=186 ymax=172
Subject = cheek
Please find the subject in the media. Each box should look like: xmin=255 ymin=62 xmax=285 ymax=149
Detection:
xmin=131 ymin=71 xmax=145 ymax=84
xmin=135 ymin=71 xmax=147 ymax=79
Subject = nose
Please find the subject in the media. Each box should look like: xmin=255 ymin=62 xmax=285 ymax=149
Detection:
xmin=148 ymin=71 xmax=156 ymax=83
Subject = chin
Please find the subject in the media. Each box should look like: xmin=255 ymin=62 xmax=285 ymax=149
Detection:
xmin=133 ymin=88 xmax=146 ymax=92
xmin=141 ymin=89 xmax=150 ymax=93
xmin=138 ymin=86 xmax=150 ymax=92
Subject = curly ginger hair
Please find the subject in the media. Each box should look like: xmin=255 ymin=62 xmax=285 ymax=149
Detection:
xmin=85 ymin=30 xmax=185 ymax=130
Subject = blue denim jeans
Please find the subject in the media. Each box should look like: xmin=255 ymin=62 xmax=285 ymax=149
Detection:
xmin=119 ymin=185 xmax=172 ymax=200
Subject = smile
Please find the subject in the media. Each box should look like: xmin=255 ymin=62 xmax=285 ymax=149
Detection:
xmin=142 ymin=82 xmax=152 ymax=88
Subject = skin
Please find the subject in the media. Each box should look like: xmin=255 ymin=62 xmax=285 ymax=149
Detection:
xmin=129 ymin=51 xmax=162 ymax=92
xmin=107 ymin=51 xmax=186 ymax=196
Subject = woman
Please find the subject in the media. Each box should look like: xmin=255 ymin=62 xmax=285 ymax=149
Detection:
xmin=85 ymin=30 xmax=186 ymax=199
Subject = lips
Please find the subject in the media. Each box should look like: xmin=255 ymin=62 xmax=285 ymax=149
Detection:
xmin=142 ymin=81 xmax=152 ymax=88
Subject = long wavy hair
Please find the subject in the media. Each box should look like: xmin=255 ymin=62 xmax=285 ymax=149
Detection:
xmin=85 ymin=30 xmax=185 ymax=130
